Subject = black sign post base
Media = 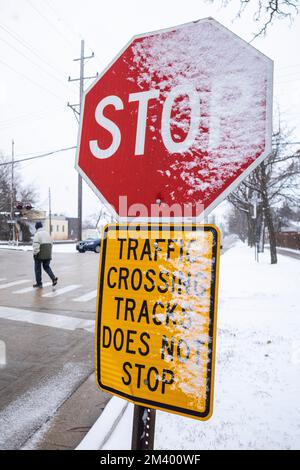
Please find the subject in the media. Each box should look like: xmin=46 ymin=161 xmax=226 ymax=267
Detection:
xmin=131 ymin=405 xmax=156 ymax=450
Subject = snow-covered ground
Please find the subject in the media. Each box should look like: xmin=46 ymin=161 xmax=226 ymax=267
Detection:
xmin=92 ymin=242 xmax=300 ymax=450
xmin=0 ymin=243 xmax=77 ymax=253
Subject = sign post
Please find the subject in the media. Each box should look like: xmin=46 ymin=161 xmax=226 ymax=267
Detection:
xmin=131 ymin=405 xmax=156 ymax=450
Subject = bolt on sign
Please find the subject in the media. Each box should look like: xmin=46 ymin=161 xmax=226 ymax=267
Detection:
xmin=96 ymin=224 xmax=220 ymax=420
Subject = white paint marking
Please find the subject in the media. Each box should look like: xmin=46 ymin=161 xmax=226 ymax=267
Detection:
xmin=0 ymin=280 xmax=30 ymax=290
xmin=13 ymin=282 xmax=52 ymax=294
xmin=0 ymin=278 xmax=7 ymax=282
xmin=73 ymin=290 xmax=97 ymax=302
xmin=0 ymin=306 xmax=94 ymax=332
xmin=42 ymin=285 xmax=81 ymax=298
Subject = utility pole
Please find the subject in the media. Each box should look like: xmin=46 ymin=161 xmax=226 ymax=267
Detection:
xmin=49 ymin=187 xmax=52 ymax=236
xmin=68 ymin=40 xmax=98 ymax=242
xmin=10 ymin=139 xmax=15 ymax=244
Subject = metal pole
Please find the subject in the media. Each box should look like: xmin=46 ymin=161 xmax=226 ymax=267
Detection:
xmin=262 ymin=214 xmax=265 ymax=252
xmin=77 ymin=39 xmax=85 ymax=242
xmin=10 ymin=139 xmax=15 ymax=244
xmin=131 ymin=405 xmax=156 ymax=450
xmin=68 ymin=41 xmax=97 ymax=241
xmin=49 ymin=187 xmax=52 ymax=235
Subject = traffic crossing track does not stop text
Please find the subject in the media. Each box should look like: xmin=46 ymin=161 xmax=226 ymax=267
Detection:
xmin=96 ymin=223 xmax=220 ymax=420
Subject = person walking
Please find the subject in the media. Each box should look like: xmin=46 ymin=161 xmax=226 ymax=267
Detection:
xmin=32 ymin=221 xmax=58 ymax=288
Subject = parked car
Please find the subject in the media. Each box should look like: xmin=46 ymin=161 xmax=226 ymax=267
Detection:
xmin=76 ymin=238 xmax=101 ymax=253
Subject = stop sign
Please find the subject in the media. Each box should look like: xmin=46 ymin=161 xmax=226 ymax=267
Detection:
xmin=76 ymin=18 xmax=273 ymax=218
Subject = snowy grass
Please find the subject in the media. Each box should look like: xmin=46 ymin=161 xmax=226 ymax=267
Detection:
xmin=98 ymin=242 xmax=300 ymax=450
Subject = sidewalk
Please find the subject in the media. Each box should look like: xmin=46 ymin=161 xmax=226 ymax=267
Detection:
xmin=22 ymin=373 xmax=111 ymax=450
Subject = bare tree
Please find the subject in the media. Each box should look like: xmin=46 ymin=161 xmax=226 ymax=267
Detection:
xmin=0 ymin=157 xmax=11 ymax=213
xmin=228 ymin=126 xmax=300 ymax=264
xmin=83 ymin=206 xmax=115 ymax=231
xmin=207 ymin=0 xmax=299 ymax=37
xmin=227 ymin=205 xmax=249 ymax=242
xmin=227 ymin=181 xmax=259 ymax=247
xmin=0 ymin=154 xmax=38 ymax=240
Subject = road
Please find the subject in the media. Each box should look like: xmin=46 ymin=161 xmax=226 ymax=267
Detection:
xmin=0 ymin=248 xmax=107 ymax=450
xmin=265 ymin=246 xmax=300 ymax=261
xmin=276 ymin=247 xmax=300 ymax=260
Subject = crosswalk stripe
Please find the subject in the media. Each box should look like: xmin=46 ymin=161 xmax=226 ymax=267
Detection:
xmin=42 ymin=285 xmax=81 ymax=298
xmin=0 ymin=278 xmax=7 ymax=282
xmin=0 ymin=280 xmax=30 ymax=290
xmin=73 ymin=290 xmax=97 ymax=302
xmin=0 ymin=305 xmax=94 ymax=332
xmin=13 ymin=282 xmax=52 ymax=294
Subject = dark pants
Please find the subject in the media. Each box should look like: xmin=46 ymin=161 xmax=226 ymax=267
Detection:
xmin=34 ymin=258 xmax=56 ymax=285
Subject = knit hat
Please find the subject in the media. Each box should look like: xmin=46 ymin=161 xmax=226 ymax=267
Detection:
xmin=35 ymin=221 xmax=43 ymax=230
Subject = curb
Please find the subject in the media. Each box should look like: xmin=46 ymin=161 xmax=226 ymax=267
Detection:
xmin=76 ymin=397 xmax=129 ymax=450
xmin=0 ymin=245 xmax=32 ymax=252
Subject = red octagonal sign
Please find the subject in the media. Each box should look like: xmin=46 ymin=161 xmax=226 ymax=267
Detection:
xmin=76 ymin=18 xmax=273 ymax=219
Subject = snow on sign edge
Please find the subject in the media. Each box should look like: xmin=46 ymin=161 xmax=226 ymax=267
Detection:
xmin=75 ymin=17 xmax=273 ymax=222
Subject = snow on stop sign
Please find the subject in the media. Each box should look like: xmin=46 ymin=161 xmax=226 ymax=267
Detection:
xmin=76 ymin=18 xmax=273 ymax=218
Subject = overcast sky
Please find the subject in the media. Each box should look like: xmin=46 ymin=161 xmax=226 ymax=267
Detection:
xmin=0 ymin=0 xmax=300 ymax=220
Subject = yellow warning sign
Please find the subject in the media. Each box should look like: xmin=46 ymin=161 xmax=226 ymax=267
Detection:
xmin=96 ymin=224 xmax=220 ymax=420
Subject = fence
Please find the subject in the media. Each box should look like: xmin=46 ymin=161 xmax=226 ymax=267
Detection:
xmin=275 ymin=231 xmax=300 ymax=250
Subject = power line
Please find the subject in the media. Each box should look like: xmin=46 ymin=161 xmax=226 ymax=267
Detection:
xmin=276 ymin=70 xmax=300 ymax=79
xmin=0 ymin=22 xmax=77 ymax=93
xmin=0 ymin=58 xmax=68 ymax=103
xmin=44 ymin=0 xmax=82 ymax=42
xmin=277 ymin=63 xmax=300 ymax=71
xmin=1 ymin=141 xmax=298 ymax=169
xmin=0 ymin=35 xmax=77 ymax=95
xmin=0 ymin=113 xmax=63 ymax=131
xmin=0 ymin=139 xmax=298 ymax=167
xmin=1 ymin=143 xmax=72 ymax=159
xmin=276 ymin=78 xmax=300 ymax=86
xmin=278 ymin=142 xmax=300 ymax=146
xmin=0 ymin=146 xmax=76 ymax=166
xmin=43 ymin=0 xmax=103 ymax=70
xmin=68 ymin=39 xmax=98 ymax=241
xmin=26 ymin=0 xmax=75 ymax=52
xmin=0 ymin=106 xmax=64 ymax=129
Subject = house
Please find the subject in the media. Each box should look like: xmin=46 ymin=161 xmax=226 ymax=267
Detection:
xmin=13 ymin=211 xmax=69 ymax=242
xmin=66 ymin=217 xmax=79 ymax=240
xmin=276 ymin=221 xmax=300 ymax=250
xmin=18 ymin=210 xmax=47 ymax=242
xmin=44 ymin=215 xmax=68 ymax=241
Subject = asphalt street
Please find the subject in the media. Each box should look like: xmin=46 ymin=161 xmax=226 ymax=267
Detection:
xmin=0 ymin=248 xmax=108 ymax=450
xmin=0 ymin=249 xmax=100 ymax=317
xmin=275 ymin=247 xmax=300 ymax=260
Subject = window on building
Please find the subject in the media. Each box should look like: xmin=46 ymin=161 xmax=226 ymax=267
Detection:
xmin=56 ymin=225 xmax=59 ymax=232
xmin=62 ymin=225 xmax=65 ymax=232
